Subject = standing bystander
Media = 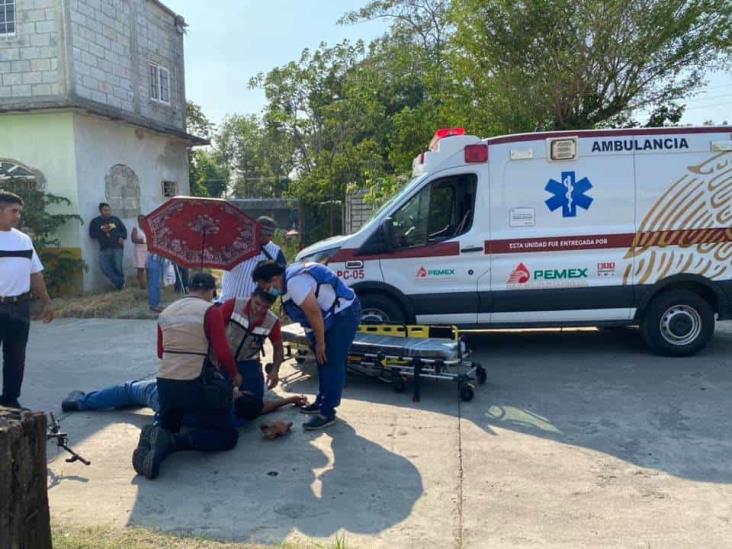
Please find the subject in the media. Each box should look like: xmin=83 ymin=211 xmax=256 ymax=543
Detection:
xmin=0 ymin=191 xmax=54 ymax=409
xmin=89 ymin=202 xmax=127 ymax=290
xmin=220 ymin=216 xmax=286 ymax=301
xmin=131 ymin=214 xmax=148 ymax=289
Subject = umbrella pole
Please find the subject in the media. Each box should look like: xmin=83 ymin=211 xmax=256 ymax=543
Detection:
xmin=200 ymin=229 xmax=206 ymax=271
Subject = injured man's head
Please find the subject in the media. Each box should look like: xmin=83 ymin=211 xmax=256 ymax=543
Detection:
xmin=233 ymin=390 xmax=265 ymax=420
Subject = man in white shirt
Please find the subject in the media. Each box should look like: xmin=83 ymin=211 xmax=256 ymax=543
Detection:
xmin=0 ymin=191 xmax=54 ymax=409
xmin=220 ymin=216 xmax=286 ymax=302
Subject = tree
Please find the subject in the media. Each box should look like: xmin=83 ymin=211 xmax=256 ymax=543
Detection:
xmin=214 ymin=114 xmax=292 ymax=198
xmin=186 ymin=101 xmax=214 ymax=139
xmin=189 ymin=149 xmax=229 ymax=198
xmin=3 ymin=179 xmax=84 ymax=296
xmin=450 ymin=0 xmax=732 ymax=133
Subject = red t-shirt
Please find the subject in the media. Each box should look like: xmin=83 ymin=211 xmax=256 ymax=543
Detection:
xmin=218 ymin=298 xmax=283 ymax=346
xmin=156 ymin=304 xmax=238 ymax=379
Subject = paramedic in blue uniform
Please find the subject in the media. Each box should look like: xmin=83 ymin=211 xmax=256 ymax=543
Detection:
xmin=0 ymin=191 xmax=54 ymax=409
xmin=253 ymin=259 xmax=360 ymax=430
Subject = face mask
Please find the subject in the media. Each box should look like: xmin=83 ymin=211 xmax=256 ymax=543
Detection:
xmin=266 ymin=287 xmax=282 ymax=297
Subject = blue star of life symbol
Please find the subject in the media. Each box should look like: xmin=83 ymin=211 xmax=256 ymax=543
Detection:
xmin=545 ymin=171 xmax=593 ymax=218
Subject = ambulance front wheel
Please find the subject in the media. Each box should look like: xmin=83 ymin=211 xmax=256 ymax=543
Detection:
xmin=359 ymin=294 xmax=407 ymax=324
xmin=641 ymin=289 xmax=714 ymax=357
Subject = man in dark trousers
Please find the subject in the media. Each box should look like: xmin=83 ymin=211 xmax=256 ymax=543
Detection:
xmin=89 ymin=202 xmax=127 ymax=290
xmin=132 ymin=272 xmax=244 ymax=480
xmin=0 ymin=191 xmax=54 ymax=409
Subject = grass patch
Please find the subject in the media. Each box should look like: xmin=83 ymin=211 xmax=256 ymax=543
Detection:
xmin=53 ymin=286 xmax=179 ymax=320
xmin=52 ymin=525 xmax=351 ymax=549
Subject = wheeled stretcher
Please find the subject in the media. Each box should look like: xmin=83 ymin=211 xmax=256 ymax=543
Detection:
xmin=280 ymin=323 xmax=486 ymax=402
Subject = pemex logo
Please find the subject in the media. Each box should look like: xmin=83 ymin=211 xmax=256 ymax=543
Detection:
xmin=508 ymin=263 xmax=530 ymax=284
xmin=416 ymin=266 xmax=428 ymax=278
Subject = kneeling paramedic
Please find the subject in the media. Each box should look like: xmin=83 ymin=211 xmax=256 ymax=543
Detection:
xmin=218 ymin=287 xmax=285 ymax=398
xmin=253 ymin=260 xmax=361 ymax=430
xmin=132 ymin=272 xmax=243 ymax=480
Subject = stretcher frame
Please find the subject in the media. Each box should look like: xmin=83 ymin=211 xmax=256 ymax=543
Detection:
xmin=281 ymin=323 xmax=487 ymax=402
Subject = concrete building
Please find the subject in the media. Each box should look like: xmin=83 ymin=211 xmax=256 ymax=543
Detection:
xmin=0 ymin=0 xmax=204 ymax=292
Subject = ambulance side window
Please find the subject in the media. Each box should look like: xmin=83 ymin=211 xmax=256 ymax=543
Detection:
xmin=390 ymin=174 xmax=477 ymax=249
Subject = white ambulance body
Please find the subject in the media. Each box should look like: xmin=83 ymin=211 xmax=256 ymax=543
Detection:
xmin=297 ymin=127 xmax=732 ymax=355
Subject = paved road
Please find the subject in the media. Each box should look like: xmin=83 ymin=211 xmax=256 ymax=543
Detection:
xmin=24 ymin=319 xmax=732 ymax=548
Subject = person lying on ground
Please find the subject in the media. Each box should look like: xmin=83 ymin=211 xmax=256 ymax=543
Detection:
xmin=61 ymin=378 xmax=307 ymax=426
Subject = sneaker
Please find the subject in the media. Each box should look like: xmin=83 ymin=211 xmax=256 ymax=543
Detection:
xmin=61 ymin=391 xmax=85 ymax=412
xmin=303 ymin=414 xmax=336 ymax=431
xmin=149 ymin=306 xmax=163 ymax=313
xmin=299 ymin=402 xmax=321 ymax=415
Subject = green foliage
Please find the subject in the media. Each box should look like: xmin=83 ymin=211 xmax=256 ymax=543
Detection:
xmin=186 ymin=100 xmax=214 ymax=139
xmin=199 ymin=0 xmax=732 ymax=244
xmin=216 ymin=114 xmax=291 ymax=198
xmin=449 ymin=0 xmax=732 ymax=132
xmin=189 ymin=149 xmax=229 ymax=198
xmin=3 ymin=179 xmax=85 ymax=296
xmin=186 ymin=101 xmax=230 ymax=198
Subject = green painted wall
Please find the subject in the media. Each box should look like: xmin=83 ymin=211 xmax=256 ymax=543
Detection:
xmin=0 ymin=112 xmax=80 ymax=247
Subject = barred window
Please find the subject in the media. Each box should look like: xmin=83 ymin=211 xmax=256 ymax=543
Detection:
xmin=0 ymin=0 xmax=15 ymax=36
xmin=162 ymin=180 xmax=178 ymax=197
xmin=148 ymin=62 xmax=171 ymax=105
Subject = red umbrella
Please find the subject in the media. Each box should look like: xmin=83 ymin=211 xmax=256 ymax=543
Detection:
xmin=141 ymin=197 xmax=261 ymax=270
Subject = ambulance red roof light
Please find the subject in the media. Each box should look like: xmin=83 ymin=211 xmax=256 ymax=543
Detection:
xmin=464 ymin=144 xmax=488 ymax=163
xmin=434 ymin=127 xmax=466 ymax=139
xmin=430 ymin=127 xmax=467 ymax=150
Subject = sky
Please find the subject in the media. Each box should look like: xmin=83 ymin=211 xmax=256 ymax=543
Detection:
xmin=165 ymin=0 xmax=731 ymax=128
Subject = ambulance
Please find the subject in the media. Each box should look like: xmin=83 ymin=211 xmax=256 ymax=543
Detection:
xmin=296 ymin=126 xmax=732 ymax=356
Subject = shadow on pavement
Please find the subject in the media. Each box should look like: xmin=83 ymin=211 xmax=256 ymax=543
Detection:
xmin=284 ymin=326 xmax=732 ymax=484
xmin=40 ymin=320 xmax=732 ymax=544
xmin=461 ymin=327 xmax=732 ymax=484
xmin=124 ymin=411 xmax=423 ymax=544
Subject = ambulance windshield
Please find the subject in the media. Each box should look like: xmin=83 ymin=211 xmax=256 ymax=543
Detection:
xmin=357 ymin=174 xmax=426 ymax=234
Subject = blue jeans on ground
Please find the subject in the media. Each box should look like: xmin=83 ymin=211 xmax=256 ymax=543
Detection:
xmin=156 ymin=377 xmax=238 ymax=452
xmin=99 ymin=247 xmax=125 ymax=290
xmin=237 ymin=359 xmax=265 ymax=400
xmin=147 ymin=254 xmax=164 ymax=308
xmin=313 ymin=299 xmax=361 ymax=419
xmin=77 ymin=379 xmax=159 ymax=412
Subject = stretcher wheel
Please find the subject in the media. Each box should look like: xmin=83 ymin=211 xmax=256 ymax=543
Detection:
xmin=476 ymin=365 xmax=487 ymax=385
xmin=392 ymin=376 xmax=406 ymax=393
xmin=264 ymin=362 xmax=273 ymax=374
xmin=459 ymin=383 xmax=475 ymax=402
xmin=295 ymin=356 xmax=306 ymax=365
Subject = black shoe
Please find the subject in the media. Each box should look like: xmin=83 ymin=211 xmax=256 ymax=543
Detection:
xmin=303 ymin=414 xmax=336 ymax=431
xmin=299 ymin=402 xmax=321 ymax=415
xmin=1 ymin=398 xmax=23 ymax=409
xmin=132 ymin=425 xmax=175 ymax=480
xmin=61 ymin=391 xmax=85 ymax=412
xmin=136 ymin=424 xmax=157 ymax=451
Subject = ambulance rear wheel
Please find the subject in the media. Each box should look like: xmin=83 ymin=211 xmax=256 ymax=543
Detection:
xmin=359 ymin=294 xmax=406 ymax=324
xmin=641 ymin=289 xmax=714 ymax=357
